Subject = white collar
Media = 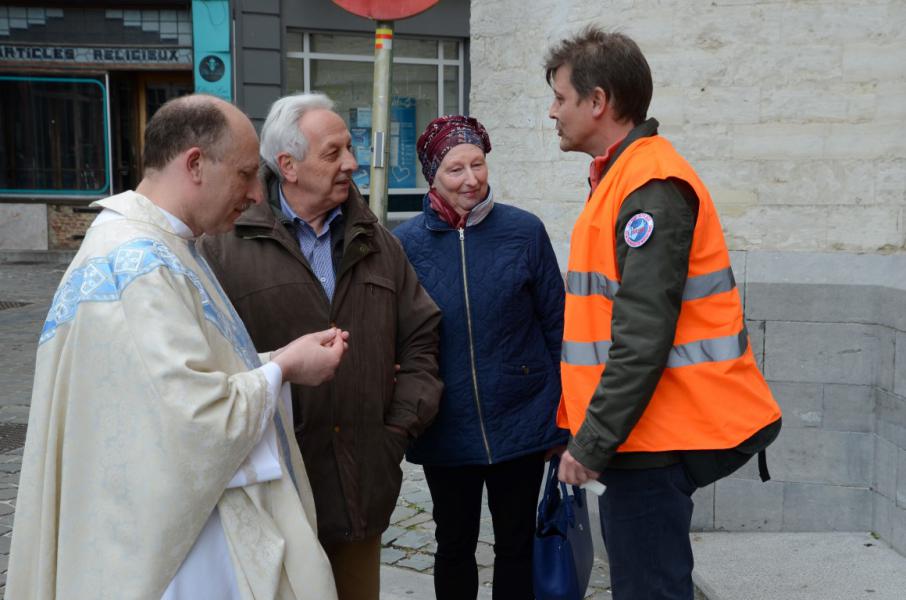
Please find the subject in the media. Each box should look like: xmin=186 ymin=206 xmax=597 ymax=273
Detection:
xmin=155 ymin=206 xmax=195 ymax=239
xmin=92 ymin=196 xmax=195 ymax=240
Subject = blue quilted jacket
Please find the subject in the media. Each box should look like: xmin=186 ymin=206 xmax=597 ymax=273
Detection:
xmin=394 ymin=192 xmax=568 ymax=466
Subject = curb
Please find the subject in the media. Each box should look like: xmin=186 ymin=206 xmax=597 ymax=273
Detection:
xmin=693 ymin=571 xmax=718 ymax=600
xmin=0 ymin=250 xmax=77 ymax=265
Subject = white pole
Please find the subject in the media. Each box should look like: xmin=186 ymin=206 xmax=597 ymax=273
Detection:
xmin=369 ymin=20 xmax=393 ymax=226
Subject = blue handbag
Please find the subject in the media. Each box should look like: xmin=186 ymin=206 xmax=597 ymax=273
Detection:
xmin=532 ymin=455 xmax=595 ymax=600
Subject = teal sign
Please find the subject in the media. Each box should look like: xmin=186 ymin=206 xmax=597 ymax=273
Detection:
xmin=192 ymin=0 xmax=231 ymax=100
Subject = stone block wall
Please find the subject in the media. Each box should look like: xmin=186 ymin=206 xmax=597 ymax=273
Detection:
xmin=0 ymin=204 xmax=47 ymax=250
xmin=469 ymin=0 xmax=906 ymax=260
xmin=684 ymin=252 xmax=906 ymax=556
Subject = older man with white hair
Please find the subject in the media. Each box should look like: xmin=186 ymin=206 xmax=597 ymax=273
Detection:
xmin=198 ymin=93 xmax=443 ymax=600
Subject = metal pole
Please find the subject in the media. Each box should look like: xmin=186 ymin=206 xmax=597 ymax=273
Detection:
xmin=369 ymin=20 xmax=393 ymax=226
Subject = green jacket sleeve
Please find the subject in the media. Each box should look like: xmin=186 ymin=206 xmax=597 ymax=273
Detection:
xmin=568 ymin=178 xmax=697 ymax=471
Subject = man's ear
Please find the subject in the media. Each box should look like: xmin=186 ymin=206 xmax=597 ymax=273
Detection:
xmin=590 ymin=87 xmax=608 ymax=118
xmin=277 ymin=153 xmax=297 ymax=183
xmin=185 ymin=147 xmax=204 ymax=183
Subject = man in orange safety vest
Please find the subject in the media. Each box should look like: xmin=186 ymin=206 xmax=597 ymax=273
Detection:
xmin=545 ymin=27 xmax=782 ymax=600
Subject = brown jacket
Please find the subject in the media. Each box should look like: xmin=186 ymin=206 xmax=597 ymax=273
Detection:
xmin=198 ymin=178 xmax=442 ymax=544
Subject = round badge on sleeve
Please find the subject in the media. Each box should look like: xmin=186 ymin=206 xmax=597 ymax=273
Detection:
xmin=624 ymin=213 xmax=655 ymax=248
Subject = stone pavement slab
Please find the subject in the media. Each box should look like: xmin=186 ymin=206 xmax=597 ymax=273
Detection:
xmin=381 ymin=565 xmax=492 ymax=599
xmin=0 ymin=262 xmax=66 ymax=304
xmin=0 ymin=263 xmax=64 ymax=412
xmin=691 ymin=532 xmax=906 ymax=600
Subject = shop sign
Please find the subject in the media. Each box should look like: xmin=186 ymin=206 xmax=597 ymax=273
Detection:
xmin=0 ymin=44 xmax=191 ymax=66
xmin=191 ymin=0 xmax=231 ymax=101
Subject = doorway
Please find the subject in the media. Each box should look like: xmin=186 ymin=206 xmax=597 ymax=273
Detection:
xmin=109 ymin=71 xmax=192 ymax=192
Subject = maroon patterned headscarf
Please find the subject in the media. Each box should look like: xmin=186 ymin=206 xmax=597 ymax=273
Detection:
xmin=417 ymin=115 xmax=492 ymax=185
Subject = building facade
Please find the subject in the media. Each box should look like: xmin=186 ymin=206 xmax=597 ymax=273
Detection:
xmin=0 ymin=1 xmax=197 ymax=249
xmin=0 ymin=0 xmax=470 ymax=249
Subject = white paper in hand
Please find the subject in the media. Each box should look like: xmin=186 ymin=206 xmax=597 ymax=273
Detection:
xmin=580 ymin=479 xmax=606 ymax=496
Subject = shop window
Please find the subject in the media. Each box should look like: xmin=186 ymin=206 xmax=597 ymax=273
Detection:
xmin=286 ymin=31 xmax=465 ymax=213
xmin=0 ymin=75 xmax=110 ymax=197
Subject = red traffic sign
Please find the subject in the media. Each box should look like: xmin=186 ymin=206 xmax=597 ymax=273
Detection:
xmin=332 ymin=0 xmax=439 ymax=20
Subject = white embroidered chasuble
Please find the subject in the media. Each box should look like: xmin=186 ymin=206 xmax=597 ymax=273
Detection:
xmin=5 ymin=191 xmax=337 ymax=600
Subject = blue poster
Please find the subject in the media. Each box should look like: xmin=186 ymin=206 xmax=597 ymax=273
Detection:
xmin=350 ymin=126 xmax=371 ymax=189
xmin=348 ymin=97 xmax=418 ymax=190
xmin=192 ymin=0 xmax=232 ymax=100
xmin=390 ymin=97 xmax=417 ymax=188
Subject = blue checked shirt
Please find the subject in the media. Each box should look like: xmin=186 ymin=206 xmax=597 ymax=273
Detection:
xmin=279 ymin=187 xmax=343 ymax=301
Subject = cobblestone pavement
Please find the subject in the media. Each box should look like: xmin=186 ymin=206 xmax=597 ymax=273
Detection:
xmin=0 ymin=261 xmax=68 ymax=594
xmin=385 ymin=461 xmax=613 ymax=598
xmin=0 ymin=260 xmax=612 ymax=598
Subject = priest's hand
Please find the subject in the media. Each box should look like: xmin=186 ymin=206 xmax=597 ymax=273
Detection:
xmin=557 ymin=449 xmax=600 ymax=485
xmin=272 ymin=328 xmax=349 ymax=386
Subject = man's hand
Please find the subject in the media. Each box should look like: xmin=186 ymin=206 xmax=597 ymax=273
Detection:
xmin=557 ymin=449 xmax=601 ymax=485
xmin=272 ymin=328 xmax=349 ymax=386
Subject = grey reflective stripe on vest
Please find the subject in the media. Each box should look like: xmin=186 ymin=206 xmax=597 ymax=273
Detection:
xmin=568 ymin=267 xmax=734 ymax=303
xmin=682 ymin=267 xmax=736 ymax=301
xmin=562 ymin=329 xmax=748 ymax=368
xmin=566 ymin=271 xmax=620 ymax=300
xmin=666 ymin=328 xmax=749 ymax=368
xmin=561 ymin=340 xmax=613 ymax=366
xmin=564 ymin=266 xmax=743 ymax=367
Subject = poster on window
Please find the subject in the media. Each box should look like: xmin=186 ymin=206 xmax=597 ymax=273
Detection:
xmin=348 ymin=96 xmax=418 ymax=190
xmin=350 ymin=125 xmax=371 ymax=189
xmin=390 ymin=96 xmax=417 ymax=188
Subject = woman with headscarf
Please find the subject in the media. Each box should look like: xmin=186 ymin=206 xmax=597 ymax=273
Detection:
xmin=394 ymin=115 xmax=567 ymax=600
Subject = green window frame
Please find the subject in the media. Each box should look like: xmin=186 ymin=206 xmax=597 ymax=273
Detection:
xmin=0 ymin=75 xmax=112 ymax=198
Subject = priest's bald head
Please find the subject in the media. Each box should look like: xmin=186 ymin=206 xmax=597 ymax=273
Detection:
xmin=136 ymin=94 xmax=264 ymax=236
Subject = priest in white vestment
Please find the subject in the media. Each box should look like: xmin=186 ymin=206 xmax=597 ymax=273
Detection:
xmin=5 ymin=95 xmax=344 ymax=600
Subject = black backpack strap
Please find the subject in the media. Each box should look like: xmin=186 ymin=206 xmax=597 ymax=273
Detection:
xmin=758 ymin=449 xmax=771 ymax=482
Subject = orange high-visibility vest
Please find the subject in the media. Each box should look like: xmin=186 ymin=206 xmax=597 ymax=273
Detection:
xmin=559 ymin=135 xmax=780 ymax=452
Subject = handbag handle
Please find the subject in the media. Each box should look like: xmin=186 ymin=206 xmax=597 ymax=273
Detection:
xmin=542 ymin=455 xmax=561 ymax=501
xmin=541 ymin=455 xmax=584 ymax=528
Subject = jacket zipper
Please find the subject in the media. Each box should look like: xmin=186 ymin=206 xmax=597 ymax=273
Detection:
xmin=459 ymin=227 xmax=493 ymax=463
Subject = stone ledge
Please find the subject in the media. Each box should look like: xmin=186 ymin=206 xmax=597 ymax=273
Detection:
xmin=740 ymin=251 xmax=906 ymax=331
xmin=691 ymin=532 xmax=906 ymax=600
xmin=745 ymin=251 xmax=906 ymax=291
xmin=0 ymin=250 xmax=76 ymax=265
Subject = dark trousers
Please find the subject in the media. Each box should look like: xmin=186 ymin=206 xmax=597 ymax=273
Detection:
xmin=423 ymin=452 xmax=545 ymax=600
xmin=599 ymin=463 xmax=697 ymax=600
